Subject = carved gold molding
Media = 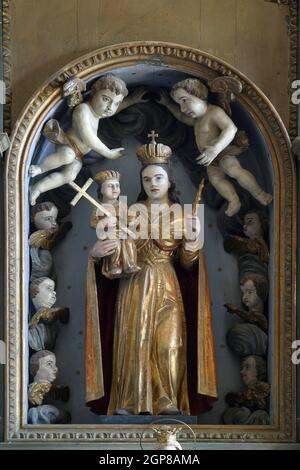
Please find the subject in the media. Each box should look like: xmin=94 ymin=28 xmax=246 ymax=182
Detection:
xmin=265 ymin=0 xmax=296 ymax=5
xmin=2 ymin=0 xmax=12 ymax=132
xmin=287 ymin=0 xmax=298 ymax=138
xmin=4 ymin=42 xmax=297 ymax=443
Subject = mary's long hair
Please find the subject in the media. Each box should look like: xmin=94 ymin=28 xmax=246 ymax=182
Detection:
xmin=137 ymin=163 xmax=181 ymax=204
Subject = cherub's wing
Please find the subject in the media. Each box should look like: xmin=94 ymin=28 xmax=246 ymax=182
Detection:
xmin=63 ymin=76 xmax=86 ymax=108
xmin=208 ymin=76 xmax=243 ymax=116
xmin=29 ymin=230 xmax=50 ymax=248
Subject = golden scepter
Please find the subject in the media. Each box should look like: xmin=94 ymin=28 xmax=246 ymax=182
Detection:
xmin=192 ymin=178 xmax=205 ymax=216
xmin=193 ymin=176 xmax=218 ymax=398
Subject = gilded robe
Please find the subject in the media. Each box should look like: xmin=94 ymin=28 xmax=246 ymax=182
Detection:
xmin=86 ymin=202 xmax=217 ymax=415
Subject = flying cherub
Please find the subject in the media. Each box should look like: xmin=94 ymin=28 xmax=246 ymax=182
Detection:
xmin=29 ymin=74 xmax=147 ymax=205
xmin=156 ymin=77 xmax=272 ymax=216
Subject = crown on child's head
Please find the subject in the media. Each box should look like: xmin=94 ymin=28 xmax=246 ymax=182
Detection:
xmin=94 ymin=170 xmax=121 ymax=184
xmin=136 ymin=130 xmax=172 ymax=165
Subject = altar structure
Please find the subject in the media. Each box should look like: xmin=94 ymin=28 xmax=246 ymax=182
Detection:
xmin=1 ymin=38 xmax=297 ymax=449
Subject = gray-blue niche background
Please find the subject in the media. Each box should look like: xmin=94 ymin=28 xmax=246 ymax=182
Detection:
xmin=26 ymin=64 xmax=274 ymax=424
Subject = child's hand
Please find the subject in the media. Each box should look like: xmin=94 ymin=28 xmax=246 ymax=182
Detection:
xmin=224 ymin=303 xmax=238 ymax=314
xmin=196 ymin=146 xmax=219 ymax=166
xmin=106 ymin=216 xmax=117 ymax=230
xmin=91 ymin=239 xmax=119 ymax=258
xmin=108 ymin=147 xmax=125 ymax=159
xmin=96 ymin=216 xmax=117 ymax=240
xmin=155 ymin=88 xmax=170 ymax=106
xmin=184 ymin=214 xmax=201 ymax=241
xmin=130 ymin=87 xmax=149 ymax=104
xmin=97 ymin=216 xmax=117 ymax=230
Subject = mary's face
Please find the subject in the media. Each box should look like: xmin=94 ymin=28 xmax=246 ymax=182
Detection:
xmin=141 ymin=165 xmax=170 ymax=201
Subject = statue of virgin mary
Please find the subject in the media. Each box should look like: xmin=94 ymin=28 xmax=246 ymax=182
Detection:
xmin=85 ymin=134 xmax=218 ymax=415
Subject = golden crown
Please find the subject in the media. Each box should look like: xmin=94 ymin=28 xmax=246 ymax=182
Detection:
xmin=94 ymin=170 xmax=121 ymax=184
xmin=136 ymin=131 xmax=172 ymax=165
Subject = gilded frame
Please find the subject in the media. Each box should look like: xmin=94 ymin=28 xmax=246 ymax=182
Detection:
xmin=4 ymin=41 xmax=297 ymax=443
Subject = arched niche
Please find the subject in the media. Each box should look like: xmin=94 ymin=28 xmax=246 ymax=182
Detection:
xmin=4 ymin=42 xmax=296 ymax=443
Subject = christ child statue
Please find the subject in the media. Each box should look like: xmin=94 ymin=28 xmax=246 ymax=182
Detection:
xmin=91 ymin=170 xmax=140 ymax=279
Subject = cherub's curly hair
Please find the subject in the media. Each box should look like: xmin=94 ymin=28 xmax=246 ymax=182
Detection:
xmin=91 ymin=74 xmax=128 ymax=98
xmin=171 ymin=78 xmax=208 ymax=101
xmin=31 ymin=202 xmax=57 ymax=223
xmin=30 ymin=277 xmax=54 ymax=299
xmin=240 ymin=272 xmax=268 ymax=302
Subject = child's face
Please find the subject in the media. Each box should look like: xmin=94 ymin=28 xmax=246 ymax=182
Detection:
xmin=101 ymin=178 xmax=120 ymax=201
xmin=241 ymin=356 xmax=257 ymax=387
xmin=243 ymin=212 xmax=262 ymax=239
xmin=34 ymin=206 xmax=58 ymax=230
xmin=240 ymin=279 xmax=260 ymax=309
xmin=92 ymin=89 xmax=124 ymax=118
xmin=36 ymin=354 xmax=58 ymax=383
xmin=34 ymin=278 xmax=56 ymax=309
xmin=172 ymin=88 xmax=207 ymax=118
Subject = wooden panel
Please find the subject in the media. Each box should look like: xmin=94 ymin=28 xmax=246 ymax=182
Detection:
xmin=10 ymin=0 xmax=291 ymax=128
xmin=11 ymin=0 xmax=78 ymax=118
xmin=200 ymin=0 xmax=238 ymax=66
xmin=96 ymin=0 xmax=201 ymax=46
xmin=77 ymin=0 xmax=101 ymax=52
xmin=235 ymin=0 xmax=290 ymax=125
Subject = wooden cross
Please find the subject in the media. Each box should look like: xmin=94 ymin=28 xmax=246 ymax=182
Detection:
xmin=148 ymin=130 xmax=158 ymax=144
xmin=69 ymin=178 xmax=94 ymax=207
xmin=69 ymin=179 xmax=135 ymax=238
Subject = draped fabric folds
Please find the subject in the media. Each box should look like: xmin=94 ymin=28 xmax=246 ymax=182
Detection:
xmin=85 ymin=205 xmax=217 ymax=414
